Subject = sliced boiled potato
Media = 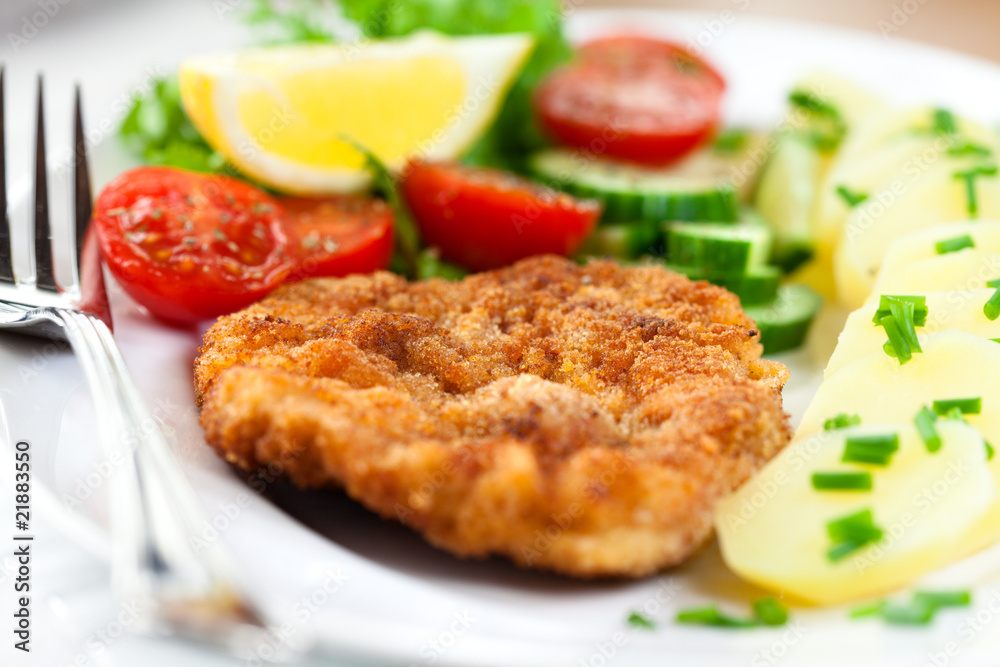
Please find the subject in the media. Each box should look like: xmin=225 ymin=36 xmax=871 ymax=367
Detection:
xmin=873 ymin=250 xmax=1000 ymax=295
xmin=815 ymin=108 xmax=1000 ymax=274
xmin=799 ymin=329 xmax=1000 ymax=555
xmin=834 ymin=160 xmax=1000 ymax=308
xmin=878 ymin=220 xmax=1000 ymax=279
xmin=715 ymin=420 xmax=994 ymax=605
xmin=815 ymin=133 xmax=939 ymax=254
xmin=824 ymin=290 xmax=1000 ymax=377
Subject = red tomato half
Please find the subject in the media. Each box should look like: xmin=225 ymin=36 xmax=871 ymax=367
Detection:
xmin=534 ymin=36 xmax=726 ymax=166
xmin=401 ymin=161 xmax=601 ymax=272
xmin=280 ymin=196 xmax=395 ymax=282
xmin=94 ymin=167 xmax=294 ymax=324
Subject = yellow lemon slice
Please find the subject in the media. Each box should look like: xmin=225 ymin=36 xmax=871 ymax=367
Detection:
xmin=179 ymin=32 xmax=534 ymax=194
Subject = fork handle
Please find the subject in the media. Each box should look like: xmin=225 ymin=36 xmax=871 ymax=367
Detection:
xmin=53 ymin=308 xmax=271 ymax=647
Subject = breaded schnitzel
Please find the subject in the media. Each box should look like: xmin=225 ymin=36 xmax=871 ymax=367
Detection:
xmin=195 ymin=256 xmax=791 ymax=578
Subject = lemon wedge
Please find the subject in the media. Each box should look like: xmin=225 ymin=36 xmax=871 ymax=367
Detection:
xmin=179 ymin=32 xmax=534 ymax=194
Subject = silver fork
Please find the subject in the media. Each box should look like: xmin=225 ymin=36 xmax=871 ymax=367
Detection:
xmin=0 ymin=71 xmax=281 ymax=656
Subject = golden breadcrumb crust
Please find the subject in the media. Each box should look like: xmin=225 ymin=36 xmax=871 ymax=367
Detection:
xmin=195 ymin=256 xmax=790 ymax=577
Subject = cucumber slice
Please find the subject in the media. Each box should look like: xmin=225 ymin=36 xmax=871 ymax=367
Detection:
xmin=669 ymin=264 xmax=780 ymax=306
xmin=529 ymin=148 xmax=739 ymax=224
xmin=754 ymin=132 xmax=819 ymax=272
xmin=713 ymin=266 xmax=782 ymax=305
xmin=745 ymin=284 xmax=823 ymax=354
xmin=576 ymin=222 xmax=660 ymax=260
xmin=665 ymin=221 xmax=773 ymax=275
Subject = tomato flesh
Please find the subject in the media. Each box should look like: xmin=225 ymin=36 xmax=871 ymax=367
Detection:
xmin=534 ymin=36 xmax=725 ymax=166
xmin=280 ymin=196 xmax=394 ymax=282
xmin=401 ymin=161 xmax=601 ymax=272
xmin=94 ymin=167 xmax=294 ymax=324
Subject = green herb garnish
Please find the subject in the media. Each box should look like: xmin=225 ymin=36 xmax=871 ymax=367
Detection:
xmin=879 ymin=314 xmax=915 ymax=364
xmin=948 ymin=140 xmax=993 ymax=157
xmin=751 ymin=597 xmax=789 ymax=626
xmin=836 ymin=185 xmax=869 ymax=208
xmin=626 ymin=611 xmax=656 ymax=630
xmin=953 ymin=164 xmax=999 ymax=218
xmin=789 ymin=90 xmax=847 ymax=151
xmin=985 ymin=280 xmax=1000 ymax=321
xmin=931 ymin=108 xmax=958 ymax=135
xmin=843 ymin=433 xmax=899 ymax=466
xmin=872 ymin=295 xmax=927 ymax=327
xmin=914 ymin=406 xmax=942 ymax=453
xmin=812 ymin=472 xmax=873 ymax=491
xmin=676 ymin=606 xmax=757 ymax=628
xmin=935 ymin=234 xmax=976 ymax=255
xmin=932 ymin=397 xmax=982 ymax=416
xmin=826 ymin=509 xmax=883 ymax=561
xmin=853 ymin=590 xmax=972 ymax=626
xmin=824 ymin=413 xmax=862 ymax=431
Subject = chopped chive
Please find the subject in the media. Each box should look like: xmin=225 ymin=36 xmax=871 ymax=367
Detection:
xmin=827 ymin=509 xmax=883 ymax=561
xmin=843 ymin=433 xmax=899 ymax=466
xmin=827 ymin=540 xmax=865 ymax=562
xmin=914 ymin=406 xmax=942 ymax=453
xmin=991 ymin=338 xmax=1000 ymax=344
xmin=985 ymin=286 xmax=1000 ymax=321
xmin=931 ymin=108 xmax=958 ymax=135
xmin=914 ymin=590 xmax=972 ymax=609
xmin=987 ymin=441 xmax=995 ymax=460
xmin=878 ymin=314 xmax=913 ymax=364
xmin=988 ymin=279 xmax=1000 ymax=289
xmin=935 ymin=234 xmax=975 ymax=255
xmin=882 ymin=601 xmax=935 ymax=625
xmin=850 ymin=591 xmax=972 ymax=625
xmin=932 ymin=397 xmax=982 ymax=415
xmin=812 ymin=472 xmax=873 ymax=491
xmin=945 ymin=406 xmax=966 ymax=421
xmin=626 ymin=611 xmax=655 ymax=629
xmin=872 ymin=295 xmax=927 ymax=327
xmin=888 ymin=298 xmax=922 ymax=353
xmin=789 ymin=90 xmax=847 ymax=151
xmin=751 ymin=597 xmax=789 ymax=626
xmin=849 ymin=600 xmax=886 ymax=619
xmin=953 ymin=165 xmax=998 ymax=218
xmin=948 ymin=140 xmax=993 ymax=157
xmin=836 ymin=185 xmax=869 ymax=208
xmin=676 ymin=606 xmax=756 ymax=628
xmin=823 ymin=413 xmax=862 ymax=431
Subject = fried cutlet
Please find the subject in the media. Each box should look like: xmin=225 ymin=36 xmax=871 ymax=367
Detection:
xmin=195 ymin=255 xmax=791 ymax=578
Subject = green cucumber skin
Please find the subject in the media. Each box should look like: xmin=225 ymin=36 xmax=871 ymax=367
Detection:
xmin=668 ymin=265 xmax=780 ymax=306
xmin=745 ymin=284 xmax=823 ymax=354
xmin=528 ymin=150 xmax=740 ymax=225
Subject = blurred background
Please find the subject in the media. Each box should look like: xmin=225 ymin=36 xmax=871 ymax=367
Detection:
xmin=587 ymin=0 xmax=1000 ymax=62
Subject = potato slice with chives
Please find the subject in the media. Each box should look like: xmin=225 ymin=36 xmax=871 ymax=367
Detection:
xmin=715 ymin=421 xmax=993 ymax=605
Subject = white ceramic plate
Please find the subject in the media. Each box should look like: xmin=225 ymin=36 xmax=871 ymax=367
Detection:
xmin=4 ymin=8 xmax=1000 ymax=667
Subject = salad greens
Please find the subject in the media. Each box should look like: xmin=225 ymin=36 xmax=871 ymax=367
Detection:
xmin=119 ymin=77 xmax=226 ymax=174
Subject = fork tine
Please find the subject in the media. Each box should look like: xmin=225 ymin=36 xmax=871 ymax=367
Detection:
xmin=0 ymin=66 xmax=13 ymax=284
xmin=33 ymin=75 xmax=57 ymax=292
xmin=73 ymin=85 xmax=91 ymax=285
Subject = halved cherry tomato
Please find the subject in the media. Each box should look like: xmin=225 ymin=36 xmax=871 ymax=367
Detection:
xmin=94 ymin=166 xmax=294 ymax=324
xmin=279 ymin=196 xmax=394 ymax=282
xmin=401 ymin=161 xmax=601 ymax=272
xmin=534 ymin=36 xmax=725 ymax=166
